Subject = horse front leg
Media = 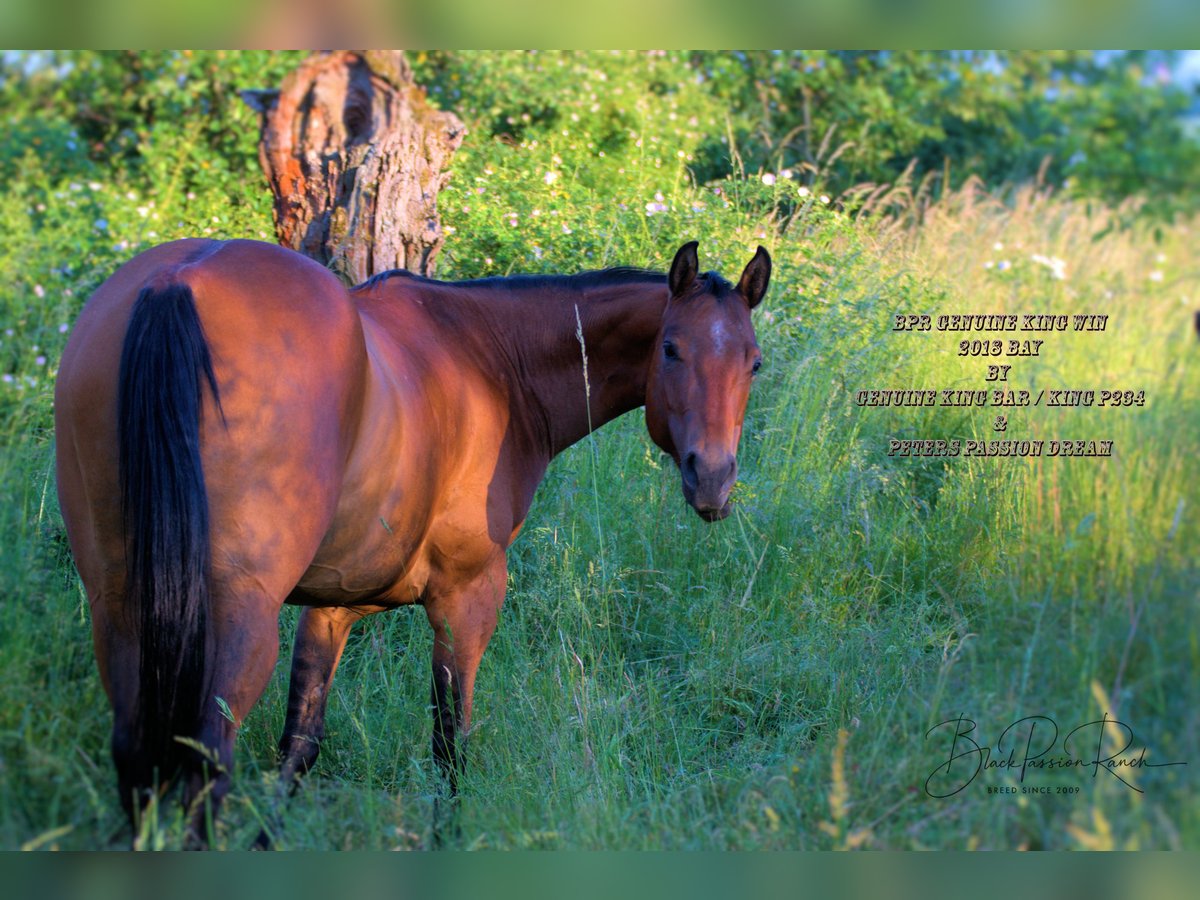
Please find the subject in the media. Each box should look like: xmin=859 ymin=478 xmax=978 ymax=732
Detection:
xmin=424 ymin=556 xmax=507 ymax=835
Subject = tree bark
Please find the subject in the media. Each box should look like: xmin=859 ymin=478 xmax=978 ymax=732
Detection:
xmin=242 ymin=51 xmax=464 ymax=282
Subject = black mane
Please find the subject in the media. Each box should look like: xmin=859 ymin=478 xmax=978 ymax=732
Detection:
xmin=355 ymin=265 xmax=734 ymax=297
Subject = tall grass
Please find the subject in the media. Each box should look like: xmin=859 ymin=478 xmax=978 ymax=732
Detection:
xmin=1 ymin=164 xmax=1196 ymax=849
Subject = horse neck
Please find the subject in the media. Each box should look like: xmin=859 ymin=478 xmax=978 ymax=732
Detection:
xmin=470 ymin=276 xmax=668 ymax=460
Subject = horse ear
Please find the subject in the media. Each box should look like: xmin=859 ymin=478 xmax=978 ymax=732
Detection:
xmin=668 ymin=241 xmax=700 ymax=298
xmin=738 ymin=246 xmax=771 ymax=309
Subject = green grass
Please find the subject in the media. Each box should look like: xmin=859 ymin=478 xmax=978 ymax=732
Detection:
xmin=1 ymin=108 xmax=1197 ymax=850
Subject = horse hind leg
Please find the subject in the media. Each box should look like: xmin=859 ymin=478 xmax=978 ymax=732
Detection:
xmin=176 ymin=585 xmax=283 ymax=849
xmin=251 ymin=605 xmax=361 ymax=849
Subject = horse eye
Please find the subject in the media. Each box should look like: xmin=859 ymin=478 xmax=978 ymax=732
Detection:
xmin=663 ymin=340 xmax=680 ymax=360
xmin=752 ymin=358 xmax=763 ymax=375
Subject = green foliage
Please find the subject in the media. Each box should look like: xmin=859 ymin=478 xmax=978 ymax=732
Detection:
xmin=0 ymin=51 xmax=1196 ymax=851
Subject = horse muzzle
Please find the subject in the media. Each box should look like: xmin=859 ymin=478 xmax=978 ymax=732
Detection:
xmin=679 ymin=451 xmax=736 ymax=522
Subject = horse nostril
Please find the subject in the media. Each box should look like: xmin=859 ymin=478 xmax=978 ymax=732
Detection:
xmin=682 ymin=452 xmax=699 ymax=488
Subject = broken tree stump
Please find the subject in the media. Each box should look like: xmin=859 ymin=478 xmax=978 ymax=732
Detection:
xmin=242 ymin=50 xmax=464 ymax=282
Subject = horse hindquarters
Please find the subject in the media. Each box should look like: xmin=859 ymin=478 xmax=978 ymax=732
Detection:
xmin=56 ymin=240 xmax=366 ymax=843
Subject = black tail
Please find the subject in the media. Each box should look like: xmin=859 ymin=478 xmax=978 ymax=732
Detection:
xmin=117 ymin=282 xmax=221 ymax=793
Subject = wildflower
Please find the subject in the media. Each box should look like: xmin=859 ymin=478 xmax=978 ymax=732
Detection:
xmin=984 ymin=261 xmax=995 ymax=270
xmin=58 ymin=324 xmax=68 ymax=334
xmin=137 ymin=206 xmax=149 ymax=217
xmin=1156 ymin=253 xmax=1167 ymax=263
xmin=187 ymin=192 xmax=196 ymax=200
xmin=445 ymin=226 xmax=456 ymax=235
xmin=212 ymin=216 xmax=220 ymax=223
xmin=1031 ymin=254 xmax=1067 ymax=280
xmin=561 ymin=224 xmax=573 ymax=234
xmin=780 ymin=169 xmax=793 ymax=179
xmin=35 ymin=356 xmax=46 ymax=367
xmin=88 ymin=181 xmax=102 ymax=191
xmin=532 ymin=246 xmax=544 ymax=259
xmin=797 ymin=186 xmax=810 ymax=198
xmin=1 ymin=374 xmax=11 ymax=383
xmin=126 ymin=191 xmax=137 ymax=201
xmin=93 ymin=218 xmax=108 ymax=231
xmin=484 ymin=257 xmax=494 ymax=265
xmin=544 ymin=171 xmax=559 ymax=186
xmin=33 ymin=285 xmax=44 ymax=298
xmin=994 ymin=241 xmax=1004 ymax=251
xmin=690 ymin=202 xmax=706 ymax=213
xmin=1149 ymin=270 xmax=1164 ymax=282
xmin=997 ymin=260 xmax=1012 ymax=272
xmin=68 ymin=182 xmax=82 ymax=192
xmin=761 ymin=173 xmax=776 ymax=186
xmin=819 ymin=194 xmax=830 ymax=204
xmin=645 ymin=201 xmax=668 ymax=215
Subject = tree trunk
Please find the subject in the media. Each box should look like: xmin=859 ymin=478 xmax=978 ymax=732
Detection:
xmin=242 ymin=51 xmax=464 ymax=282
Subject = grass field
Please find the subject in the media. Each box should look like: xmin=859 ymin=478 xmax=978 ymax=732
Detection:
xmin=0 ymin=139 xmax=1197 ymax=849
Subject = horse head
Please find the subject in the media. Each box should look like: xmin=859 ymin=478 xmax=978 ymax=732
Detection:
xmin=645 ymin=241 xmax=770 ymax=521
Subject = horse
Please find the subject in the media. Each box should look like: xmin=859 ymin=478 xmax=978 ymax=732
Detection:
xmin=53 ymin=238 xmax=770 ymax=846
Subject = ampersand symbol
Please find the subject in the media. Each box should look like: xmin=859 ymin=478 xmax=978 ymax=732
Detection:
xmin=993 ymin=415 xmax=1008 ymax=432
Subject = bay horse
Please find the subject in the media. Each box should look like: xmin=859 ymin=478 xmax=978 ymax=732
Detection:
xmin=53 ymin=238 xmax=770 ymax=845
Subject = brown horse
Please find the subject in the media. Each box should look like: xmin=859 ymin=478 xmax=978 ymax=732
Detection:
xmin=54 ymin=238 xmax=770 ymax=845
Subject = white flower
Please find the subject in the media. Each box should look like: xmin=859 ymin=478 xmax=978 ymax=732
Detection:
xmin=33 ymin=285 xmax=44 ymax=298
xmin=761 ymin=173 xmax=776 ymax=186
xmin=797 ymin=186 xmax=810 ymax=198
xmin=1149 ymin=270 xmax=1164 ymax=282
xmin=993 ymin=242 xmax=1004 ymax=251
xmin=997 ymin=260 xmax=1012 ymax=272
xmin=137 ymin=206 xmax=149 ymax=218
xmin=1156 ymin=253 xmax=1167 ymax=263
xmin=819 ymin=194 xmax=830 ymax=204
xmin=780 ymin=169 xmax=793 ymax=179
xmin=543 ymin=171 xmax=559 ymax=185
xmin=88 ymin=181 xmax=101 ymax=191
xmin=984 ymin=261 xmax=995 ymax=270
xmin=645 ymin=201 xmax=667 ymax=215
xmin=561 ymin=224 xmax=573 ymax=234
xmin=1031 ymin=254 xmax=1067 ymax=280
